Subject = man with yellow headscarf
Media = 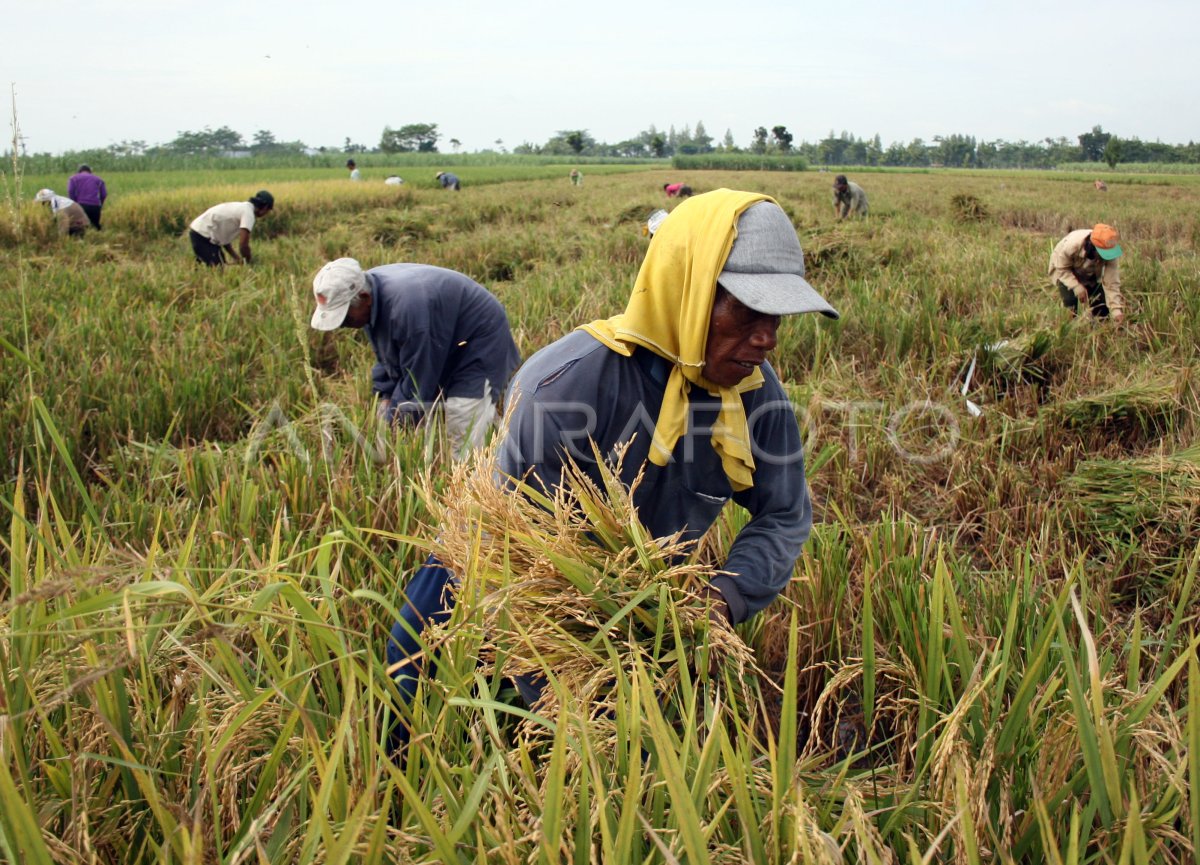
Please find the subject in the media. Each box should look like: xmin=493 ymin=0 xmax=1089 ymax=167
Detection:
xmin=385 ymin=189 xmax=838 ymax=727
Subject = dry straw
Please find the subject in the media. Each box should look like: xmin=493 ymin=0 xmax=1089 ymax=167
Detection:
xmin=422 ymin=437 xmax=759 ymax=726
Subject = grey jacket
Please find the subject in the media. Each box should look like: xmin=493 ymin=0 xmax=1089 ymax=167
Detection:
xmin=497 ymin=330 xmax=812 ymax=623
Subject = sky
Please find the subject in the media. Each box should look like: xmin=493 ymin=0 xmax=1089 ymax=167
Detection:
xmin=5 ymin=0 xmax=1198 ymax=155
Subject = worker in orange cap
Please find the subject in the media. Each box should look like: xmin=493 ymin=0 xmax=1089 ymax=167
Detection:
xmin=1048 ymin=223 xmax=1125 ymax=324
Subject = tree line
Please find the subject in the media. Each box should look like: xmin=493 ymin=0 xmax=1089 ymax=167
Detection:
xmin=14 ymin=122 xmax=1200 ymax=169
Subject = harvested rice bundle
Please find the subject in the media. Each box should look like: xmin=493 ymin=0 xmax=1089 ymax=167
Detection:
xmin=426 ymin=442 xmax=759 ymax=720
xmin=1042 ymin=376 xmax=1180 ymax=440
xmin=1065 ymin=444 xmax=1200 ymax=557
xmin=975 ymin=329 xmax=1057 ymax=391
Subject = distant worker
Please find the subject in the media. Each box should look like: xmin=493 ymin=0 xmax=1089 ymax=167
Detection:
xmin=436 ymin=171 xmax=461 ymax=191
xmin=1094 ymin=179 xmax=1108 ymax=192
xmin=347 ymin=159 xmax=362 ymax=181
xmin=34 ymin=188 xmax=89 ymax=237
xmin=570 ymin=168 xmax=583 ymax=186
xmin=664 ymin=182 xmax=693 ymax=198
xmin=188 ymin=190 xmax=275 ymax=267
xmin=1048 ymin=224 xmax=1125 ymax=324
xmin=832 ymin=175 xmax=868 ymax=219
xmin=309 ymin=259 xmax=521 ymax=455
xmin=67 ymin=164 xmax=108 ymax=229
xmin=384 ymin=175 xmax=405 ymax=186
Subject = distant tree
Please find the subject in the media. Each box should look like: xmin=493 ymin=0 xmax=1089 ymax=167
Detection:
xmin=771 ymin=125 xmax=794 ymax=153
xmin=649 ymin=133 xmax=666 ymax=158
xmin=379 ymin=123 xmax=440 ymax=153
xmin=252 ymin=129 xmax=277 ymax=149
xmin=166 ymin=126 xmax=245 ymax=155
xmin=450 ymin=138 xmax=462 ymax=152
xmin=722 ymin=128 xmax=736 ymax=152
xmin=107 ymin=139 xmax=147 ymax=158
xmin=494 ymin=138 xmax=507 ymax=153
xmin=1078 ymin=125 xmax=1111 ymax=162
xmin=343 ymin=137 xmax=367 ymax=154
xmin=1103 ymin=136 xmax=1123 ymax=169
xmin=565 ymin=130 xmax=586 ymax=154
xmin=750 ymin=127 xmax=769 ymax=155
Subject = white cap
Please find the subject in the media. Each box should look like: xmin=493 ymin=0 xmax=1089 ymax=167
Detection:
xmin=34 ymin=188 xmax=55 ymax=203
xmin=311 ymin=258 xmax=367 ymax=331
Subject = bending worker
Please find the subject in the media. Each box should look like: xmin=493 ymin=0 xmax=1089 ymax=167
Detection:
xmin=1048 ymin=223 xmax=1125 ymax=324
xmin=188 ymin=190 xmax=274 ymax=266
xmin=309 ymin=259 xmax=521 ymax=455
xmin=34 ymin=188 xmax=89 ymax=236
xmin=832 ymin=174 xmax=868 ymax=219
xmin=385 ymin=189 xmax=839 ymax=731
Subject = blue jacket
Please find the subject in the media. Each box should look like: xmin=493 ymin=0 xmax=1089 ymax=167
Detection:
xmin=363 ymin=264 xmax=520 ymax=422
xmin=497 ymin=330 xmax=812 ymax=623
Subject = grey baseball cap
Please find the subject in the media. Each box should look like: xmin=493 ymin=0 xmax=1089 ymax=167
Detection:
xmin=718 ymin=202 xmax=839 ymax=319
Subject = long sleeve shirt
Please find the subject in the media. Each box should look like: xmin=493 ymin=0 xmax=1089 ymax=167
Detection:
xmin=1048 ymin=229 xmax=1124 ymax=314
xmin=497 ymin=330 xmax=812 ymax=624
xmin=833 ymin=182 xmax=868 ymax=218
xmin=67 ymin=173 xmax=107 ymax=207
xmin=363 ymin=264 xmax=521 ymax=422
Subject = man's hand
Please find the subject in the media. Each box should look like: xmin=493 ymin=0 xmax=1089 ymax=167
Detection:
xmin=703 ymin=585 xmax=731 ymax=627
xmin=1074 ymin=287 xmax=1089 ymax=306
xmin=1111 ymin=308 xmax=1125 ymax=325
xmin=376 ymin=398 xmax=392 ymax=421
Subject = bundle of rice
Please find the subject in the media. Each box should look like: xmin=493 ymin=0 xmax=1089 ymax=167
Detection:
xmin=1065 ymin=444 xmax=1200 ymax=574
xmin=975 ymin=329 xmax=1056 ymax=391
xmin=425 ymin=442 xmax=758 ymax=721
xmin=950 ymin=193 xmax=990 ymax=222
xmin=1042 ymin=376 xmax=1180 ymax=440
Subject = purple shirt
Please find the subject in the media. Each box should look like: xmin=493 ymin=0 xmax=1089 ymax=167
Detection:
xmin=67 ymin=173 xmax=107 ymax=207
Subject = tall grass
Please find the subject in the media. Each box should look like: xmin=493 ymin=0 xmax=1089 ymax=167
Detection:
xmin=1 ymin=166 xmax=1198 ymax=862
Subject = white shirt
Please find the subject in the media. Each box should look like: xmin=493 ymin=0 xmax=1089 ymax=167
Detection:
xmin=190 ymin=201 xmax=256 ymax=245
xmin=349 ymin=169 xmax=362 ymax=181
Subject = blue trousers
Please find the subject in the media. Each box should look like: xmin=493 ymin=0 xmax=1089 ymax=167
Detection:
xmin=385 ymin=555 xmax=546 ymax=753
xmin=386 ymin=555 xmax=456 ymax=748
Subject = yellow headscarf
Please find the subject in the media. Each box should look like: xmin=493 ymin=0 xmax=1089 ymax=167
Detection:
xmin=580 ymin=188 xmax=773 ymax=490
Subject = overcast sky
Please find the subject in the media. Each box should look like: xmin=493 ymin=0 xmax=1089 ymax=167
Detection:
xmin=5 ymin=0 xmax=1197 ymax=154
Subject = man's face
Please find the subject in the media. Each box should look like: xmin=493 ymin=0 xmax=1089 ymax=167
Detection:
xmin=254 ymin=205 xmax=272 ymax=219
xmin=703 ymin=287 xmax=780 ymax=387
xmin=340 ymin=291 xmax=372 ymax=329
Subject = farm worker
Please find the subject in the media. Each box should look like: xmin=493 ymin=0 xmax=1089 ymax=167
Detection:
xmin=187 ymin=190 xmax=274 ymax=267
xmin=346 ymin=159 xmax=362 ymax=181
xmin=34 ymin=188 xmax=89 ymax=236
xmin=435 ymin=171 xmax=461 ymax=191
xmin=569 ymin=168 xmax=583 ymax=186
xmin=386 ymin=189 xmax=838 ymax=726
xmin=67 ymin=164 xmax=107 ymax=229
xmin=1049 ymin=224 xmax=1125 ymax=324
xmin=309 ymin=258 xmax=521 ymax=455
xmin=832 ymin=175 xmax=868 ymax=219
xmin=384 ymin=175 xmax=404 ymax=186
xmin=663 ymin=182 xmax=693 ymax=198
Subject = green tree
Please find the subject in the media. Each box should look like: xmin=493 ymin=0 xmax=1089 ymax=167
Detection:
xmin=750 ymin=127 xmax=769 ymax=155
xmin=166 ymin=126 xmax=245 ymax=155
xmin=379 ymin=123 xmax=440 ymax=153
xmin=1078 ymin=125 xmax=1111 ymax=162
xmin=722 ymin=128 xmax=736 ymax=152
xmin=565 ymin=130 xmax=586 ymax=154
xmin=771 ymin=125 xmax=794 ymax=153
xmin=650 ymin=134 xmax=666 ymax=158
xmin=1103 ymin=136 xmax=1123 ymax=169
xmin=692 ymin=121 xmax=714 ymax=153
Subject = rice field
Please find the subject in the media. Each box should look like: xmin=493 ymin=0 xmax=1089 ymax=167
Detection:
xmin=1 ymin=165 xmax=1198 ymax=863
